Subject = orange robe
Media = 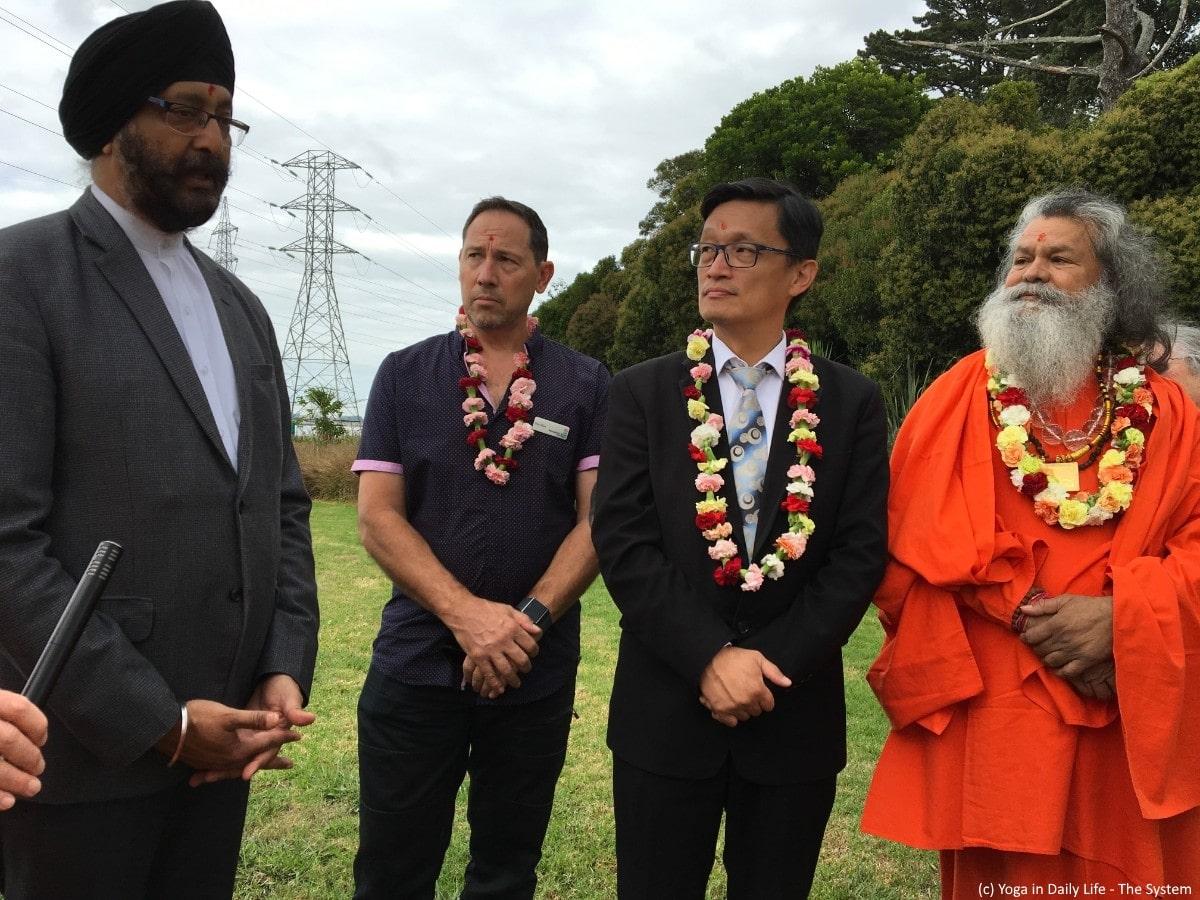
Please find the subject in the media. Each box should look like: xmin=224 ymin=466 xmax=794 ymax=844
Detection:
xmin=861 ymin=350 xmax=1200 ymax=895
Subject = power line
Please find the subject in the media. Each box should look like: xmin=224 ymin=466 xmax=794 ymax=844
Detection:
xmin=0 ymin=8 xmax=452 ymax=247
xmin=0 ymin=9 xmax=71 ymax=57
xmin=0 ymin=157 xmax=77 ymax=188
xmin=0 ymin=81 xmax=55 ymax=111
xmin=351 ymin=209 xmax=455 ymax=276
xmin=0 ymin=105 xmax=60 ymax=136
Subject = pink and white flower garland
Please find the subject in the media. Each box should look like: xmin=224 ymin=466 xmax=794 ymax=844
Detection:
xmin=457 ymin=307 xmax=538 ymax=486
xmin=683 ymin=328 xmax=821 ymax=591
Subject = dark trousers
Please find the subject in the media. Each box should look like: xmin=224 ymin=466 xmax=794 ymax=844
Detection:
xmin=0 ymin=777 xmax=250 ymax=900
xmin=354 ymin=666 xmax=575 ymax=900
xmin=612 ymin=754 xmax=836 ymax=900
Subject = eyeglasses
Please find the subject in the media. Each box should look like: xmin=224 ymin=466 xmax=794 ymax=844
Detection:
xmin=146 ymin=97 xmax=250 ymax=146
xmin=688 ymin=241 xmax=802 ymax=268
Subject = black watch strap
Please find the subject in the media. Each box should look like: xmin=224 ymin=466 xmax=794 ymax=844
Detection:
xmin=517 ymin=596 xmax=552 ymax=633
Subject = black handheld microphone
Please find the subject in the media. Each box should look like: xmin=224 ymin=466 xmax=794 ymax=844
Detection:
xmin=21 ymin=541 xmax=123 ymax=707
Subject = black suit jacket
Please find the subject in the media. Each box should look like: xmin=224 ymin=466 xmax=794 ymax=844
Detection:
xmin=0 ymin=190 xmax=319 ymax=803
xmin=593 ymin=348 xmax=887 ymax=784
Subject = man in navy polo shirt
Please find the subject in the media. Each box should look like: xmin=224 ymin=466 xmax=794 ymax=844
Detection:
xmin=351 ymin=197 xmax=609 ymax=899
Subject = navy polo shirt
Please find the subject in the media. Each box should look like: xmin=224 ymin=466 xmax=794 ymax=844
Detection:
xmin=354 ymin=329 xmax=610 ymax=704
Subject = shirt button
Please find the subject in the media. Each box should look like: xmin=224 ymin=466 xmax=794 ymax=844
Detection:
xmin=736 ymin=620 xmax=751 ymax=636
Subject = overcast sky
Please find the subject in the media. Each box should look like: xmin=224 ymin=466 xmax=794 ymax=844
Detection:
xmin=0 ymin=0 xmax=925 ymax=412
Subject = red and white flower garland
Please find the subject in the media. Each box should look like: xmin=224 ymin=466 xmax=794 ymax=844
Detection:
xmin=683 ymin=328 xmax=821 ymax=591
xmin=457 ymin=307 xmax=538 ymax=486
xmin=987 ymin=351 xmax=1152 ymax=529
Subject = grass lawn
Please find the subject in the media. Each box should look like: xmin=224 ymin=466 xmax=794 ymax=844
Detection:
xmin=235 ymin=501 xmax=939 ymax=898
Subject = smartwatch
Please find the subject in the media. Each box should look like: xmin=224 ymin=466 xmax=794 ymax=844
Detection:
xmin=517 ymin=596 xmax=552 ymax=636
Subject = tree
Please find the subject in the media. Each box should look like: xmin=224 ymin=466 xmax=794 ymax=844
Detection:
xmin=863 ymin=0 xmax=1198 ymax=118
xmin=298 ymin=386 xmax=346 ymax=443
xmin=639 ymin=150 xmax=707 ymax=236
xmin=703 ymin=59 xmax=931 ymax=198
xmin=534 ymin=255 xmax=624 ymax=343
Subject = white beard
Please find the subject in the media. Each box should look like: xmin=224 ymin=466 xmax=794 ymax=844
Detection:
xmin=976 ymin=280 xmax=1117 ymax=407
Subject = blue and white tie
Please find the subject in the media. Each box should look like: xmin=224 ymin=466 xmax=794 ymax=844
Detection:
xmin=727 ymin=360 xmax=771 ymax=553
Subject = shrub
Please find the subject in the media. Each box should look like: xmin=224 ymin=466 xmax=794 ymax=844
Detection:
xmin=293 ymin=437 xmax=359 ymax=502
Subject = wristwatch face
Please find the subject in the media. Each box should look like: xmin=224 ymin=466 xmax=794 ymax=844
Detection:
xmin=519 ymin=596 xmax=551 ymax=627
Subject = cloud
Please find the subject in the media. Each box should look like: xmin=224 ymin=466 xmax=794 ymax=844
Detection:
xmin=0 ymin=0 xmax=926 ymax=411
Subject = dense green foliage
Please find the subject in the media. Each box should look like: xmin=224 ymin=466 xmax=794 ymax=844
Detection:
xmin=538 ymin=49 xmax=1200 ymax=386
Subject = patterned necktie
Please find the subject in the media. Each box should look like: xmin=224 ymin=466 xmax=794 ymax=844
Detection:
xmin=727 ymin=360 xmax=771 ymax=553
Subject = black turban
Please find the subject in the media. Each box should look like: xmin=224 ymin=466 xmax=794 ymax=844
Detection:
xmin=59 ymin=0 xmax=235 ymax=159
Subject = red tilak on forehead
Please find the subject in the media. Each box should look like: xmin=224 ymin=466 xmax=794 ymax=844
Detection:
xmin=207 ymin=84 xmax=215 ymax=96
xmin=719 ymin=222 xmax=726 ymax=230
xmin=1037 ymin=232 xmax=1046 ymax=241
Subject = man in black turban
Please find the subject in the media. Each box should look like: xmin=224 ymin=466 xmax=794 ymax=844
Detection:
xmin=0 ymin=3 xmax=320 ymax=898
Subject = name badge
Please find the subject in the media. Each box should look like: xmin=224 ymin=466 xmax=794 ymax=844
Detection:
xmin=532 ymin=417 xmax=570 ymax=440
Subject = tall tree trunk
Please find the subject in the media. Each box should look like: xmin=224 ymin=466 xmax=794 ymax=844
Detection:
xmin=1098 ymin=0 xmax=1140 ymax=109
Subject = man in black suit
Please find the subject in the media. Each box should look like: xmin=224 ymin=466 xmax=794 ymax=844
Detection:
xmin=0 ymin=3 xmax=319 ymax=898
xmin=593 ymin=178 xmax=888 ymax=898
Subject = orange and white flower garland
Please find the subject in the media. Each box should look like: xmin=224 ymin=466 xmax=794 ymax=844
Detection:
xmin=684 ymin=328 xmax=821 ymax=591
xmin=987 ymin=351 xmax=1152 ymax=529
xmin=457 ymin=308 xmax=538 ymax=486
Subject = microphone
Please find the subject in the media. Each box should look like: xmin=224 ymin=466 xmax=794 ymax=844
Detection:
xmin=22 ymin=541 xmax=123 ymax=707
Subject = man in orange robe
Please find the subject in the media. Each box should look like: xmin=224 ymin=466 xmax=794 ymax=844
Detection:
xmin=862 ymin=189 xmax=1200 ymax=895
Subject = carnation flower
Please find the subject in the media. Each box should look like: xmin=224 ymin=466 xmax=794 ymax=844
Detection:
xmin=686 ymin=334 xmax=710 ymax=361
xmin=690 ymin=424 xmax=721 ymax=449
xmin=695 ymin=473 xmax=724 ymax=493
xmin=998 ymin=404 xmax=1031 ymax=427
xmin=690 ymin=363 xmax=713 ymax=381
xmin=1113 ymin=366 xmax=1142 ymax=385
xmin=707 ymin=539 xmax=737 ymax=561
xmin=702 ymin=522 xmax=734 ymax=541
xmin=510 ymin=377 xmax=536 ymax=397
xmin=760 ymin=554 xmax=785 ymax=580
xmin=463 ymin=411 xmax=488 ymax=427
xmin=775 ymin=532 xmax=807 ymax=559
xmin=473 ymin=448 xmax=496 ymax=470
xmin=1057 ymin=499 xmax=1089 ymax=528
xmin=741 ymin=565 xmax=765 ymax=592
xmin=484 ymin=463 xmax=510 ymax=486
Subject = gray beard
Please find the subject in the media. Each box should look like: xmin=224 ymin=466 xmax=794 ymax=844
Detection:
xmin=976 ymin=280 xmax=1117 ymax=407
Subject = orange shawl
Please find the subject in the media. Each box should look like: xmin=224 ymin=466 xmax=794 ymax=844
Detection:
xmin=865 ymin=351 xmax=1200 ymax=846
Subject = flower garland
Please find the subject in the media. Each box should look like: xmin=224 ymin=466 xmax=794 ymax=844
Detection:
xmin=684 ymin=328 xmax=821 ymax=591
xmin=987 ymin=351 xmax=1153 ymax=529
xmin=457 ymin=307 xmax=539 ymax=486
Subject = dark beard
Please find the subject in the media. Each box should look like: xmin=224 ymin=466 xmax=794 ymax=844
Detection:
xmin=116 ymin=127 xmax=229 ymax=233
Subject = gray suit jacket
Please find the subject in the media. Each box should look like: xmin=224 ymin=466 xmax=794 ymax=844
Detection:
xmin=0 ymin=190 xmax=319 ymax=803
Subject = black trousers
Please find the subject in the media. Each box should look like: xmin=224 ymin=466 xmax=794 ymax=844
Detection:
xmin=353 ymin=666 xmax=575 ymax=900
xmin=612 ymin=753 xmax=836 ymax=900
xmin=0 ymin=777 xmax=250 ymax=900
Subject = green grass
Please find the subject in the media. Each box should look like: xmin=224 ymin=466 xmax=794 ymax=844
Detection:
xmin=235 ymin=501 xmax=938 ymax=898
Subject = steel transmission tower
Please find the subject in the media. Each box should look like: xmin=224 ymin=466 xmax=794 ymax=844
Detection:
xmin=209 ymin=198 xmax=238 ymax=272
xmin=280 ymin=150 xmax=360 ymax=418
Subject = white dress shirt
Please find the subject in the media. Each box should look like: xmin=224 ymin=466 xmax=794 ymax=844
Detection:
xmin=92 ymin=185 xmax=241 ymax=468
xmin=711 ymin=332 xmax=787 ymax=442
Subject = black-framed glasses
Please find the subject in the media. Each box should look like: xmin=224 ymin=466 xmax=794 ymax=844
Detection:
xmin=146 ymin=97 xmax=250 ymax=146
xmin=689 ymin=241 xmax=801 ymax=268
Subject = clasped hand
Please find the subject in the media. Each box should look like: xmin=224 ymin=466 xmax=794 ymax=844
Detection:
xmin=698 ymin=646 xmax=792 ymax=728
xmin=1020 ymin=593 xmax=1116 ymax=701
xmin=163 ymin=674 xmax=315 ymax=787
xmin=451 ymin=597 xmax=542 ymax=700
